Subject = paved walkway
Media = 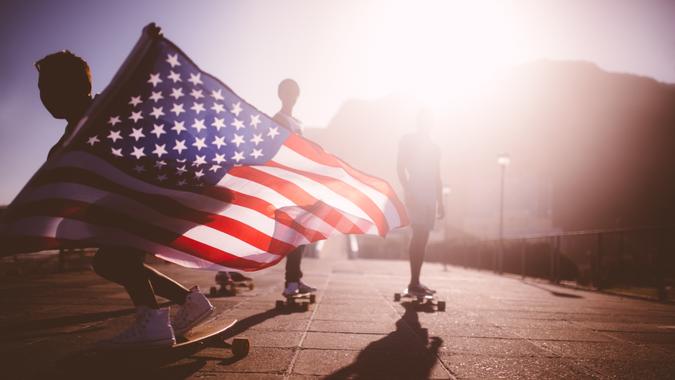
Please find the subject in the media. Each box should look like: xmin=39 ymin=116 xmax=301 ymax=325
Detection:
xmin=1 ymin=253 xmax=675 ymax=379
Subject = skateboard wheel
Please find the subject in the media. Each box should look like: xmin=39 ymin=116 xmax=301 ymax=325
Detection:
xmin=301 ymin=303 xmax=309 ymax=312
xmin=232 ymin=338 xmax=250 ymax=357
xmin=275 ymin=300 xmax=284 ymax=309
xmin=248 ymin=283 xmax=254 ymax=290
xmin=437 ymin=301 xmax=446 ymax=312
xmin=209 ymin=286 xmax=217 ymax=297
xmin=309 ymin=294 xmax=316 ymax=304
xmin=394 ymin=293 xmax=401 ymax=302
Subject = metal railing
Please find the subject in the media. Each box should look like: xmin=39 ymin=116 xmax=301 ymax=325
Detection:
xmin=428 ymin=226 xmax=673 ymax=302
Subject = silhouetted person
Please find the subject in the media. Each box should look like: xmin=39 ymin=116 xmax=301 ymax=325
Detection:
xmin=273 ymin=79 xmax=317 ymax=296
xmin=36 ymin=51 xmax=214 ymax=348
xmin=397 ymin=109 xmax=444 ymax=295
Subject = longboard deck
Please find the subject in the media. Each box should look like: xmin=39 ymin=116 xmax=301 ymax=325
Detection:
xmin=174 ymin=317 xmax=237 ymax=348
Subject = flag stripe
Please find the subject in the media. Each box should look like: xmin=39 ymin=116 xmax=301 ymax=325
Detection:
xmin=267 ymin=159 xmax=388 ymax=235
xmin=3 ymin=218 xmax=274 ymax=271
xmin=284 ymin=134 xmax=409 ymax=225
xmin=230 ymin=165 xmax=374 ymax=228
xmin=14 ymin=181 xmax=304 ymax=254
xmin=223 ymin=168 xmax=371 ymax=235
xmin=24 ymin=168 xmax=301 ymax=254
xmin=6 ymin=200 xmax=282 ymax=266
xmin=274 ymin=144 xmax=401 ymax=231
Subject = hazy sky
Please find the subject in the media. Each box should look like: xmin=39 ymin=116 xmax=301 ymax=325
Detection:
xmin=1 ymin=0 xmax=675 ymax=204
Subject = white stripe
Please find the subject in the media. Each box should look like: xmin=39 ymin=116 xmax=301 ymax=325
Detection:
xmin=3 ymin=216 xmax=276 ymax=269
xmin=219 ymin=173 xmax=340 ymax=238
xmin=13 ymin=184 xmax=291 ymax=259
xmin=274 ymin=144 xmax=402 ymax=230
xmin=250 ymin=165 xmax=374 ymax=225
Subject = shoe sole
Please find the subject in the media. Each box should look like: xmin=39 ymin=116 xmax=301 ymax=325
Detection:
xmin=173 ymin=306 xmax=215 ymax=336
xmin=97 ymin=337 xmax=176 ymax=350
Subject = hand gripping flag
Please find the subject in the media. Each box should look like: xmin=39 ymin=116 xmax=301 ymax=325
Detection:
xmin=0 ymin=24 xmax=408 ymax=271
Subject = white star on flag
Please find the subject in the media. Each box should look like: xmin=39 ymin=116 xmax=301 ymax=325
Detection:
xmin=211 ymin=117 xmax=225 ymax=131
xmin=166 ymin=53 xmax=180 ymax=68
xmin=107 ymin=115 xmax=121 ymax=126
xmin=170 ymin=103 xmax=185 ymax=117
xmin=130 ymin=146 xmax=146 ymax=159
xmin=231 ymin=118 xmax=245 ymax=130
xmin=87 ymin=135 xmax=100 ymax=146
xmin=231 ymin=134 xmax=245 ymax=147
xmin=150 ymin=124 xmax=166 ymax=138
xmin=129 ymin=95 xmax=143 ymax=107
xmin=129 ymin=110 xmax=144 ymax=123
xmin=171 ymin=120 xmax=187 ymax=134
xmin=129 ymin=127 xmax=145 ymax=141
xmin=107 ymin=130 xmax=123 ymax=143
xmin=149 ymin=91 xmax=164 ymax=103
xmin=212 ymin=135 xmax=226 ymax=149
xmin=170 ymin=87 xmax=184 ymax=100
xmin=167 ymin=70 xmax=182 ymax=83
xmin=267 ymin=126 xmax=280 ymax=138
xmin=173 ymin=139 xmax=187 ymax=154
xmin=150 ymin=106 xmax=165 ymax=119
xmin=152 ymin=144 xmax=168 ymax=158
xmin=192 ymin=137 xmax=207 ymax=151
xmin=147 ymin=73 xmax=162 ymax=87
xmin=191 ymin=119 xmax=206 ymax=133
xmin=188 ymin=73 xmax=202 ymax=86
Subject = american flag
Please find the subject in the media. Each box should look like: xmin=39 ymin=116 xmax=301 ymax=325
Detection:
xmin=0 ymin=24 xmax=408 ymax=271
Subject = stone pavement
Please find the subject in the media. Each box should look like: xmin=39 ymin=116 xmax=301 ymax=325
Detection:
xmin=1 ymin=253 xmax=675 ymax=379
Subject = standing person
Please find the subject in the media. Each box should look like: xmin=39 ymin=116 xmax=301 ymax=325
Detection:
xmin=397 ymin=109 xmax=444 ymax=295
xmin=274 ymin=79 xmax=317 ymax=297
xmin=36 ymin=51 xmax=214 ymax=348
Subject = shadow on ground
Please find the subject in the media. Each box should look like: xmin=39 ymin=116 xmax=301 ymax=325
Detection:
xmin=326 ymin=304 xmax=443 ymax=380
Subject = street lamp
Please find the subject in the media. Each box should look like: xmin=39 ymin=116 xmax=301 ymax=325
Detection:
xmin=497 ymin=154 xmax=511 ymax=274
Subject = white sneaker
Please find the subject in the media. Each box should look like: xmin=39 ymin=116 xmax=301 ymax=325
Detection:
xmin=283 ymin=282 xmax=300 ymax=297
xmin=101 ymin=306 xmax=176 ymax=348
xmin=172 ymin=286 xmax=215 ymax=336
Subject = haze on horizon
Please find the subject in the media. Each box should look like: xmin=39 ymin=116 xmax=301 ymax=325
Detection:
xmin=1 ymin=0 xmax=675 ymax=205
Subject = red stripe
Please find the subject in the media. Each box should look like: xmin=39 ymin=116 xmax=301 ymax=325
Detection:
xmin=284 ymin=135 xmax=409 ymax=226
xmin=6 ymin=199 xmax=280 ymax=270
xmin=266 ymin=160 xmax=388 ymax=235
xmin=27 ymin=168 xmax=296 ymax=255
xmin=228 ymin=166 xmax=365 ymax=234
xmin=222 ymin=188 xmax=329 ymax=241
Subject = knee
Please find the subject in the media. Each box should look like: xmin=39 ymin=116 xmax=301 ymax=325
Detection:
xmin=92 ymin=249 xmax=134 ymax=283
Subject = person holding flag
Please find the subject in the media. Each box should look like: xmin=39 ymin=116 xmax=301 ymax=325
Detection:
xmin=1 ymin=24 xmax=408 ymax=348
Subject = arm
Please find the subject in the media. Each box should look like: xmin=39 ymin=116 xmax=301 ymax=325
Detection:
xmin=435 ymin=148 xmax=444 ymax=219
xmin=396 ymin=140 xmax=408 ymax=192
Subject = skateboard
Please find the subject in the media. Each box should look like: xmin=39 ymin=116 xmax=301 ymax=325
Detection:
xmin=209 ymin=271 xmax=254 ymax=296
xmin=275 ymin=292 xmax=316 ymax=311
xmin=98 ymin=316 xmax=250 ymax=357
xmin=394 ymin=291 xmax=446 ymax=312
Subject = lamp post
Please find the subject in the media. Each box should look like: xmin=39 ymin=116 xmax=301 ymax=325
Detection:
xmin=497 ymin=154 xmax=511 ymax=274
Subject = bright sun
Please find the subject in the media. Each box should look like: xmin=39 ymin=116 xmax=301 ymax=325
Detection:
xmin=364 ymin=0 xmax=523 ymax=109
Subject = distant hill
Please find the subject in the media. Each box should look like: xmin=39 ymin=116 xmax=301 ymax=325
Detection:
xmin=305 ymin=60 xmax=675 ymax=234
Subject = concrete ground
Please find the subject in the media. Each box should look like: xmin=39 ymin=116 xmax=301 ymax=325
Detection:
xmin=2 ymin=245 xmax=675 ymax=379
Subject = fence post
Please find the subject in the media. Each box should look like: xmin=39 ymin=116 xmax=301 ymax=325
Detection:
xmin=593 ymin=233 xmax=604 ymax=289
xmin=657 ymin=228 xmax=667 ymax=302
xmin=521 ymin=239 xmax=526 ymax=279
xmin=549 ymin=237 xmax=555 ymax=283
xmin=555 ymin=235 xmax=561 ymax=284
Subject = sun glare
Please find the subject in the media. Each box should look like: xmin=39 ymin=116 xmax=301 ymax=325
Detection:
xmin=365 ymin=0 xmax=523 ymax=110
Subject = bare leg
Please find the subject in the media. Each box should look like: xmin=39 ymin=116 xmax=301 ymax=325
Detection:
xmin=93 ymin=248 xmax=189 ymax=308
xmin=409 ymin=225 xmax=430 ymax=286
